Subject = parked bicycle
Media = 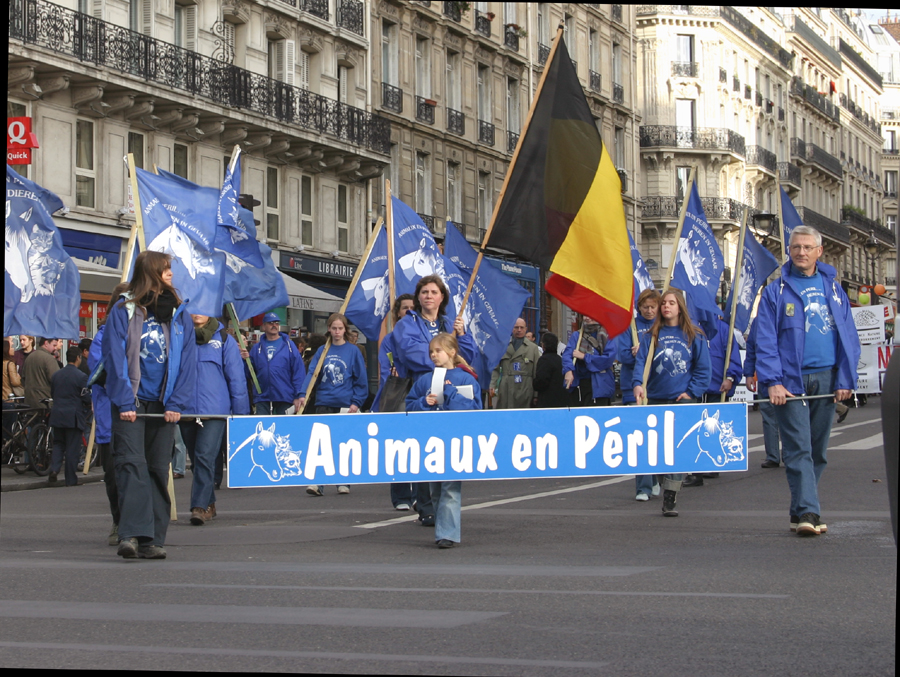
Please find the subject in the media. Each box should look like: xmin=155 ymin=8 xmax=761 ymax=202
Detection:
xmin=1 ymin=397 xmax=54 ymax=476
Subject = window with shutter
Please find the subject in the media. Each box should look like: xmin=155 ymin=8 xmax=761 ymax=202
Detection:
xmin=141 ymin=0 xmax=152 ymax=35
xmin=299 ymin=51 xmax=310 ymax=90
xmin=338 ymin=65 xmax=349 ymax=102
xmin=185 ymin=5 xmax=197 ymax=51
xmin=284 ymin=40 xmax=296 ymax=85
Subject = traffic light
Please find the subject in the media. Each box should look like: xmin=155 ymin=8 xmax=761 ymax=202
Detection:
xmin=238 ymin=193 xmax=261 ymax=226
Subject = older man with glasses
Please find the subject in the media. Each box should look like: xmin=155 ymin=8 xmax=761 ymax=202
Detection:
xmin=755 ymin=225 xmax=860 ymax=537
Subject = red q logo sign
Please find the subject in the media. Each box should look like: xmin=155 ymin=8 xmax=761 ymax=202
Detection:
xmin=7 ymin=117 xmax=39 ymax=165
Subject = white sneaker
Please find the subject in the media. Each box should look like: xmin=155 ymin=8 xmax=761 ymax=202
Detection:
xmin=635 ymin=493 xmax=650 ymax=502
xmin=651 ymin=482 xmax=660 ymax=496
xmin=395 ymin=503 xmax=411 ymax=511
xmin=337 ymin=485 xmax=350 ymax=494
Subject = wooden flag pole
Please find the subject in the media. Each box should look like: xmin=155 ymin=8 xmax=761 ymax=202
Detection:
xmin=637 ymin=166 xmax=697 ymax=405
xmin=385 ymin=179 xmax=396 ymax=315
xmin=720 ymin=207 xmax=749 ymax=403
xmin=296 ymin=217 xmax=385 ymax=415
xmin=228 ymin=303 xmax=261 ymax=395
xmin=456 ymin=24 xmax=567 ymax=317
xmin=775 ymin=179 xmax=788 ymax=266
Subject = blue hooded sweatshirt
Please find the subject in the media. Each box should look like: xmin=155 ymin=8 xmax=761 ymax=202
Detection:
xmin=392 ymin=311 xmax=477 ymax=382
xmin=87 ymin=325 xmax=110 ymax=444
xmin=246 ymin=332 xmax=306 ymax=405
xmin=301 ymin=341 xmax=368 ymax=408
xmin=406 ymin=365 xmax=482 ymax=412
xmin=561 ymin=329 xmax=617 ymax=399
xmin=632 ymin=325 xmax=711 ymax=401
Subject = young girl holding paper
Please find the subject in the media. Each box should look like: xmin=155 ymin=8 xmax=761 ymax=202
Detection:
xmin=406 ymin=333 xmax=481 ymax=549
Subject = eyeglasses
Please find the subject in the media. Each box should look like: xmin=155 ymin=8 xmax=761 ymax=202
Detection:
xmin=789 ymin=244 xmax=820 ymax=253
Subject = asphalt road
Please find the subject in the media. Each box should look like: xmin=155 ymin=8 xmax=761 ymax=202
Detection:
xmin=0 ymin=403 xmax=894 ymax=675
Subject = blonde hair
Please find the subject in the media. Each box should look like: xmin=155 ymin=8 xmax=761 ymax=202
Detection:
xmin=429 ymin=332 xmax=469 ymax=368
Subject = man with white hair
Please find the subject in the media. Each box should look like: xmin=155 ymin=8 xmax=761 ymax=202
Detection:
xmin=755 ymin=225 xmax=859 ymax=537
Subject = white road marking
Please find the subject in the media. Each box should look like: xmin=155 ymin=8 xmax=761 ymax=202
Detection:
xmin=830 ymin=433 xmax=884 ymax=450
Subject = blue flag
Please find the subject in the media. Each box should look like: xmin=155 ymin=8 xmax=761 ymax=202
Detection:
xmin=135 ymin=167 xmax=226 ymax=317
xmin=223 ymin=240 xmax=289 ymax=321
xmin=392 ymin=196 xmax=447 ymax=290
xmin=345 ymin=222 xmax=390 ymax=341
xmin=670 ymin=182 xmax=724 ymax=340
xmin=628 ymin=230 xmax=655 ymax=309
xmin=725 ymin=230 xmax=780 ymax=335
xmin=5 ymin=166 xmax=81 ymax=339
xmin=215 ymin=151 xmax=264 ymax=268
xmin=780 ymin=186 xmax=803 ymax=258
xmin=444 ymin=222 xmax=532 ymax=390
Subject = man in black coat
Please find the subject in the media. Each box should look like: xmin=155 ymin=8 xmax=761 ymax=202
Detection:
xmin=48 ymin=346 xmax=92 ymax=486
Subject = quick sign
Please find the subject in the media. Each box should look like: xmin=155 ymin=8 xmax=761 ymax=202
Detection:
xmin=7 ymin=117 xmax=39 ymax=165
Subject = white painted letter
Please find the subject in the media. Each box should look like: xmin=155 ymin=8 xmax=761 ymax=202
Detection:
xmin=424 ymin=437 xmax=445 ymax=473
xmin=664 ymin=410 xmax=675 ymax=466
xmin=304 ymin=422 xmax=336 ymax=479
xmin=575 ymin=416 xmax=600 ymax=469
xmin=385 ymin=439 xmax=421 ymax=475
xmin=647 ymin=414 xmax=658 ymax=466
xmin=603 ymin=431 xmax=623 ymax=468
xmin=476 ymin=434 xmax=499 ymax=472
xmin=339 ymin=440 xmax=362 ymax=476
xmin=450 ymin=436 xmax=474 ymax=473
xmin=511 ymin=434 xmax=532 ymax=471
xmin=536 ymin=433 xmax=558 ymax=470
xmin=627 ymin=431 xmax=643 ymax=468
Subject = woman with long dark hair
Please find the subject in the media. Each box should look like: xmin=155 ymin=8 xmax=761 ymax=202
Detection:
xmin=632 ymin=288 xmax=711 ymax=517
xmin=102 ymin=251 xmax=197 ymax=559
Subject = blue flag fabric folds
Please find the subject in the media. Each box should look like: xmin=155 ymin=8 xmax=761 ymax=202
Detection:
xmin=670 ymin=183 xmax=724 ymax=340
xmin=5 ymin=165 xmax=81 ymax=339
xmin=345 ymin=223 xmax=390 ymax=342
xmin=392 ymin=196 xmax=447 ymax=287
xmin=725 ymin=231 xmax=780 ymax=335
xmin=135 ymin=167 xmax=225 ymax=317
xmin=444 ymin=222 xmax=532 ymax=390
xmin=214 ymin=153 xmax=264 ymax=268
xmin=628 ymin=230 xmax=655 ymax=309
xmin=780 ymin=186 xmax=803 ymax=258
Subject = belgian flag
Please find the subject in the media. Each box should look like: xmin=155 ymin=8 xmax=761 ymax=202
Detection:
xmin=485 ymin=33 xmax=633 ymax=338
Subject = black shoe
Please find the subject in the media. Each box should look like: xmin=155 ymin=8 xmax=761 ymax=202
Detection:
xmin=436 ymin=539 xmax=455 ymax=549
xmin=48 ymin=472 xmax=58 ymax=483
xmin=796 ymin=512 xmax=821 ymax=536
xmin=662 ymin=490 xmax=678 ymax=517
xmin=700 ymin=473 xmax=719 ymax=479
xmin=418 ymin=514 xmax=435 ymax=527
xmin=761 ymin=460 xmax=780 ymax=468
xmin=837 ymin=409 xmax=849 ymax=423
xmin=683 ymin=475 xmax=704 ymax=487
xmin=117 ymin=537 xmax=138 ymax=559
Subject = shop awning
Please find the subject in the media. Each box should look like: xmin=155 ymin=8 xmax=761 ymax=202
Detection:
xmin=71 ymin=257 xmax=122 ymax=296
xmin=280 ymin=271 xmax=343 ymax=313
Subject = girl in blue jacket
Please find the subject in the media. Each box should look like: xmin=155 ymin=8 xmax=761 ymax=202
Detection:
xmin=300 ymin=313 xmax=368 ymax=496
xmin=102 ymin=251 xmax=197 ymax=560
xmin=632 ymin=288 xmax=711 ymax=517
xmin=406 ymin=332 xmax=481 ymax=548
xmin=180 ymin=313 xmax=250 ymax=525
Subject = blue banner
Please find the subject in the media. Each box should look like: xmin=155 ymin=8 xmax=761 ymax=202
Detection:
xmin=671 ymin=183 xmax=724 ymax=339
xmin=725 ymin=231 xmax=780 ymax=334
xmin=214 ymin=151 xmax=265 ymax=268
xmin=135 ymin=167 xmax=226 ymax=317
xmin=345 ymin=222 xmax=390 ymax=341
xmin=5 ymin=165 xmax=81 ymax=339
xmin=628 ymin=229 xmax=655 ymax=308
xmin=444 ymin=221 xmax=532 ymax=390
xmin=226 ymin=403 xmax=749 ymax=488
xmin=780 ymin=186 xmax=803 ymax=257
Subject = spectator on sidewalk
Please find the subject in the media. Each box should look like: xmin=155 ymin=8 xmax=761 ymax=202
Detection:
xmin=48 ymin=346 xmax=91 ymax=486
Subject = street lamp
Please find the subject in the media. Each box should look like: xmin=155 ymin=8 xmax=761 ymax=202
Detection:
xmin=865 ymin=230 xmax=879 ymax=286
xmin=752 ymin=212 xmax=779 ymax=250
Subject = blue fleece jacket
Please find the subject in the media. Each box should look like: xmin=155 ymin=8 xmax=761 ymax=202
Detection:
xmin=755 ymin=260 xmax=859 ymax=393
xmin=87 ymin=325 xmax=110 ymax=444
xmin=561 ymin=329 xmax=617 ymax=399
xmin=632 ymin=325 xmax=711 ymax=400
xmin=301 ymin=342 xmax=368 ymax=408
xmin=102 ymin=296 xmax=196 ymax=414
xmin=392 ymin=311 xmax=477 ymax=382
xmin=246 ymin=332 xmax=306 ymax=404
xmin=616 ymin=315 xmax=655 ymax=404
xmin=705 ymin=318 xmax=744 ymax=397
xmin=190 ymin=323 xmax=250 ymax=416
xmin=406 ymin=366 xmax=483 ymax=412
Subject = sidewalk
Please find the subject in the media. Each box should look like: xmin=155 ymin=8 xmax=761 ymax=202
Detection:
xmin=0 ymin=465 xmax=106 ymax=492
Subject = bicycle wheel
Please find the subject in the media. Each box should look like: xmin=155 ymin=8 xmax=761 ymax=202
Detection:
xmin=11 ymin=420 xmax=29 ymax=474
xmin=28 ymin=423 xmax=52 ymax=476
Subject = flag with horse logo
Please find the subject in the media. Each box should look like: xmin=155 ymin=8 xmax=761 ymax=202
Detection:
xmin=725 ymin=230 xmax=779 ymax=334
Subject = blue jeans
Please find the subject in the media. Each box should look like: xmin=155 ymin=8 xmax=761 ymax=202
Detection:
xmin=758 ymin=400 xmax=782 ymax=463
xmin=635 ymin=474 xmax=657 ymax=496
xmin=390 ymin=483 xmax=415 ymax=507
xmin=255 ymin=401 xmax=292 ymax=415
xmin=172 ymin=425 xmax=187 ymax=474
xmin=648 ymin=396 xmax=697 ymax=490
xmin=430 ymin=481 xmax=462 ymax=543
xmin=772 ymin=369 xmax=836 ymax=517
xmin=180 ymin=418 xmax=225 ymax=511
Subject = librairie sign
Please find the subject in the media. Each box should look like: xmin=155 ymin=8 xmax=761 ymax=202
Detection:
xmin=226 ymin=403 xmax=749 ymax=489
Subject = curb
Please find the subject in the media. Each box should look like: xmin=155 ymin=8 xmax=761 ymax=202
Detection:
xmin=1 ymin=469 xmax=106 ymax=492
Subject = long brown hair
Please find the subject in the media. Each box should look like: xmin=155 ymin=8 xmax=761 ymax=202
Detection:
xmin=649 ymin=288 xmax=703 ymax=345
xmin=413 ymin=274 xmax=450 ymax=318
xmin=122 ymin=251 xmax=181 ymax=317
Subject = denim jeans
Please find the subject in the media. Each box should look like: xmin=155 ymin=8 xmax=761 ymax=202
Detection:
xmin=180 ymin=418 xmax=225 ymax=511
xmin=771 ymin=369 xmax=836 ymax=517
xmin=255 ymin=401 xmax=292 ymax=415
xmin=172 ymin=425 xmax=187 ymax=474
xmin=648 ymin=396 xmax=697 ymax=491
xmin=758 ymin=400 xmax=782 ymax=463
xmin=390 ymin=483 xmax=415 ymax=507
xmin=99 ymin=442 xmax=120 ymax=525
xmin=635 ymin=474 xmax=658 ymax=496
xmin=430 ymin=481 xmax=462 ymax=543
xmin=111 ymin=400 xmax=175 ymax=546
xmin=311 ymin=406 xmax=348 ymax=492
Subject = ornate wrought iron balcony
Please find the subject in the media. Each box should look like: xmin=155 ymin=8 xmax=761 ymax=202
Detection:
xmin=589 ymin=70 xmax=601 ymax=92
xmin=613 ymin=82 xmax=624 ymax=104
xmin=746 ymin=145 xmax=777 ymax=174
xmin=538 ymin=43 xmax=550 ymax=66
xmin=417 ymin=213 xmax=436 ymax=233
xmin=478 ymin=120 xmax=495 ymax=146
xmin=9 ymin=0 xmax=390 ymax=155
xmin=641 ymin=196 xmax=759 ymax=222
xmin=415 ymin=96 xmax=435 ymax=124
xmin=475 ymin=10 xmax=491 ymax=37
xmin=637 ymin=6 xmax=720 ymax=18
xmin=507 ymin=130 xmax=519 ymax=154
xmin=612 ymin=4 xmax=623 ymax=23
xmin=778 ymin=106 xmax=785 ymax=122
xmin=382 ymin=83 xmax=402 ymax=113
xmin=337 ymin=0 xmax=364 ymax=36
xmin=301 ymin=0 xmax=329 ymax=21
xmin=805 ymin=142 xmax=842 ymax=179
xmin=447 ymin=108 xmax=465 ymax=135
xmin=672 ymin=62 xmax=699 ymax=78
xmin=504 ymin=25 xmax=519 ymax=51
xmin=443 ymin=1 xmax=461 ymax=22
xmin=790 ymin=137 xmax=806 ymax=159
xmin=842 ymin=208 xmax=896 ymax=246
xmin=778 ymin=162 xmax=801 ymax=187
xmin=640 ymin=126 xmax=746 ymax=156
xmin=798 ymin=207 xmax=850 ymax=244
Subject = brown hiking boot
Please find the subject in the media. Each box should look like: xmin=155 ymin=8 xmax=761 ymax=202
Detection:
xmin=206 ymin=503 xmax=216 ymax=519
xmin=190 ymin=507 xmax=207 ymax=526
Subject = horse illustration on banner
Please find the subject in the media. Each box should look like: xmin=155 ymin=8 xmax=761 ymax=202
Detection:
xmin=228 ymin=421 xmax=303 ymax=482
xmin=677 ymin=409 xmax=745 ymax=467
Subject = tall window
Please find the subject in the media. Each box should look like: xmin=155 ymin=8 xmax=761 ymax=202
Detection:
xmin=612 ymin=42 xmax=622 ymax=84
xmin=268 ymin=39 xmax=296 ymax=85
xmin=446 ymin=50 xmax=462 ymax=110
xmin=447 ymin=161 xmax=461 ymax=222
xmin=338 ymin=65 xmax=350 ymax=103
xmin=127 ymin=132 xmax=144 ymax=169
xmin=129 ymin=0 xmax=151 ymax=34
xmin=537 ymin=3 xmax=549 ymax=45
xmin=266 ymin=167 xmax=279 ymax=241
xmin=298 ymin=51 xmax=310 ymax=90
xmin=173 ymin=143 xmax=189 ymax=179
xmin=301 ymin=176 xmax=313 ymax=246
xmin=337 ymin=184 xmax=349 ymax=253
xmin=885 ymin=170 xmax=898 ymax=195
xmin=416 ymin=37 xmax=431 ymax=97
xmin=415 ymin=152 xmax=431 ymax=215
xmin=676 ymin=98 xmax=696 ymax=129
xmin=589 ymin=29 xmax=599 ymax=72
xmin=478 ymin=171 xmax=492 ymax=231
xmin=564 ymin=14 xmax=576 ymax=57
xmin=614 ymin=127 xmax=625 ymax=169
xmin=675 ymin=34 xmax=694 ymax=63
xmin=75 ymin=120 xmax=95 ymax=208
xmin=507 ymin=77 xmax=520 ymax=134
xmin=676 ymin=166 xmax=691 ymax=201
xmin=382 ymin=21 xmax=398 ymax=86
xmin=885 ymin=129 xmax=897 ymax=151
xmin=174 ymin=3 xmax=196 ymax=50
xmin=477 ymin=64 xmax=491 ymax=123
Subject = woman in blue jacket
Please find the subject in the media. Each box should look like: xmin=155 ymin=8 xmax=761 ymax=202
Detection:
xmin=616 ymin=289 xmax=661 ymax=500
xmin=406 ymin=332 xmax=481 ymax=548
xmin=181 ymin=313 xmax=250 ymax=525
xmin=561 ymin=317 xmax=617 ymax=406
xmin=632 ymin=288 xmax=711 ymax=517
xmin=392 ymin=274 xmax=476 ymax=526
xmin=300 ymin=312 xmax=368 ymax=496
xmin=102 ymin=251 xmax=197 ymax=560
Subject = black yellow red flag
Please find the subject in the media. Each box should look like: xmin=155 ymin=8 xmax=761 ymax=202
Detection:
xmin=485 ymin=35 xmax=633 ymax=337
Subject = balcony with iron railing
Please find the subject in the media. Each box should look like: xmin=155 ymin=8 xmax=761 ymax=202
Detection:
xmin=641 ymin=196 xmax=759 ymax=222
xmin=746 ymin=145 xmax=777 ymax=174
xmin=672 ymin=62 xmax=699 ymax=78
xmin=8 ymin=0 xmax=390 ymax=155
xmin=839 ymin=92 xmax=882 ymax=135
xmin=447 ymin=108 xmax=464 ymax=135
xmin=640 ymin=126 xmax=746 ymax=156
xmin=415 ymin=96 xmax=435 ymax=125
xmin=538 ymin=42 xmax=550 ymax=66
xmin=443 ymin=1 xmax=461 ymax=22
xmin=336 ymin=0 xmax=364 ymax=36
xmin=417 ymin=213 xmax=437 ymax=234
xmin=805 ymin=142 xmax=843 ymax=179
xmin=507 ymin=130 xmax=519 ymax=154
xmin=504 ymin=25 xmax=519 ymax=51
xmin=478 ymin=120 xmax=495 ymax=146
xmin=797 ymin=207 xmax=850 ymax=244
xmin=790 ymin=137 xmax=807 ymax=160
xmin=474 ymin=10 xmax=491 ymax=37
xmin=589 ymin=70 xmax=601 ymax=93
xmin=301 ymin=0 xmax=329 ymax=21
xmin=382 ymin=83 xmax=403 ymax=114
xmin=613 ymin=82 xmax=624 ymax=104
xmin=778 ymin=162 xmax=801 ymax=187
xmin=841 ymin=208 xmax=897 ymax=247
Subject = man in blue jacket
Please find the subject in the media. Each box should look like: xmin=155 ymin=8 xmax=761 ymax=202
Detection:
xmin=755 ymin=226 xmax=860 ymax=537
xmin=242 ymin=313 xmax=305 ymax=415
